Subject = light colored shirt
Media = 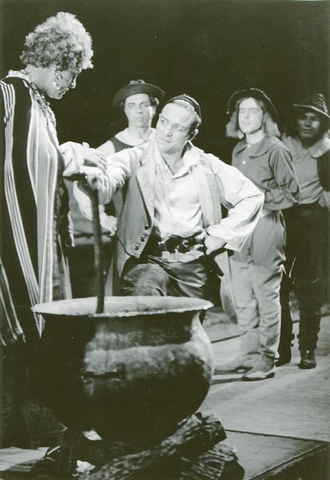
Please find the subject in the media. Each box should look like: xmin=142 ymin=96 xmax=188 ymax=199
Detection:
xmin=153 ymin=144 xmax=204 ymax=241
xmin=96 ymin=128 xmax=156 ymax=231
xmin=80 ymin=140 xmax=264 ymax=252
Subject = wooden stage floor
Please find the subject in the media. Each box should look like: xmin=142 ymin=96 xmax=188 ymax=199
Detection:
xmin=1 ymin=312 xmax=329 ymax=479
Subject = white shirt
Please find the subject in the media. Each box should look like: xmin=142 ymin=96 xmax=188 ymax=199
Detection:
xmin=153 ymin=144 xmax=205 ymax=241
xmin=75 ymin=140 xmax=264 ymax=254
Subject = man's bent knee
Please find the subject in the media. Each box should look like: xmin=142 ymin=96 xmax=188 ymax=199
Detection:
xmin=120 ymin=263 xmax=169 ymax=296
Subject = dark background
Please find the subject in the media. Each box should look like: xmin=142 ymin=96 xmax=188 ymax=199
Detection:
xmin=1 ymin=0 xmax=329 ymax=161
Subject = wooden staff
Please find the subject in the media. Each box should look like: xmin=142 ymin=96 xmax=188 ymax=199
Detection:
xmin=66 ymin=172 xmax=105 ymax=314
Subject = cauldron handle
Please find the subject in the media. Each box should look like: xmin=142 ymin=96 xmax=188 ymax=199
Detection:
xmin=66 ymin=173 xmax=105 ymax=313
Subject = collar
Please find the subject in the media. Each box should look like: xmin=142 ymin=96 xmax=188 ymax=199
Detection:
xmin=116 ymin=127 xmax=155 ymax=146
xmin=7 ymin=69 xmax=29 ymax=81
xmin=283 ymin=134 xmax=330 ymax=159
xmin=307 ymin=135 xmax=330 ymax=159
xmin=235 ymin=135 xmax=278 ymax=157
xmin=155 ymin=141 xmax=199 ymax=173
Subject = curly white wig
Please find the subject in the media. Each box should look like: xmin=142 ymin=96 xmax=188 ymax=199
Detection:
xmin=20 ymin=12 xmax=93 ymax=73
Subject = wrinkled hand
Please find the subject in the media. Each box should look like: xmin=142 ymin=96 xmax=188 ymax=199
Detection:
xmin=204 ymin=235 xmax=226 ymax=256
xmin=82 ymin=142 xmax=107 ymax=173
xmin=77 ymin=166 xmax=103 ymax=194
xmin=102 ymin=215 xmax=117 ymax=236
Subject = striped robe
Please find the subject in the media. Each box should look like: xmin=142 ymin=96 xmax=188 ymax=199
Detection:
xmin=0 ymin=73 xmax=72 ymax=345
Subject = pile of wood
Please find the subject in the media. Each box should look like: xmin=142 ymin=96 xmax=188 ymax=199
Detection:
xmin=32 ymin=413 xmax=244 ymax=479
xmin=79 ymin=413 xmax=244 ymax=480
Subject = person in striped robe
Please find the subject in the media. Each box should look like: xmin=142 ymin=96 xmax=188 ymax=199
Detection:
xmin=0 ymin=11 xmax=106 ymax=447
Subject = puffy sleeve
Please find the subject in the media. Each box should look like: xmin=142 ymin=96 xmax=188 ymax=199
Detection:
xmin=73 ymin=146 xmax=136 ymax=220
xmin=264 ymin=146 xmax=299 ymax=210
xmin=59 ymin=141 xmax=86 ymax=174
xmin=97 ymin=140 xmax=116 ymax=157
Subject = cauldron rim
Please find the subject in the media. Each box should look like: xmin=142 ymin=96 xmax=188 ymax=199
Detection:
xmin=32 ymin=296 xmax=213 ymax=319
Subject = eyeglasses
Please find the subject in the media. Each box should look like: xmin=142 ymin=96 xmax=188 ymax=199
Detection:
xmin=55 ymin=70 xmax=77 ymax=89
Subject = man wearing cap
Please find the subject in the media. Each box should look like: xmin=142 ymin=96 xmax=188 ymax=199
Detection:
xmin=218 ymin=88 xmax=299 ymax=381
xmin=76 ymin=94 xmax=264 ymax=303
xmin=99 ymin=79 xmax=164 ymax=158
xmin=96 ymin=79 xmax=164 ymax=232
xmin=282 ymin=93 xmax=330 ymax=369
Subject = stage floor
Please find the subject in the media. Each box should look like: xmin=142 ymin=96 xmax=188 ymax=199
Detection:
xmin=1 ymin=313 xmax=329 ymax=479
xmin=200 ymin=313 xmax=330 ymax=478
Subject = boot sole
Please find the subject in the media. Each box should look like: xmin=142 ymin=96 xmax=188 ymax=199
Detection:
xmin=242 ymin=370 xmax=276 ymax=381
xmin=298 ymin=363 xmax=316 ymax=370
xmin=214 ymin=366 xmax=252 ymax=375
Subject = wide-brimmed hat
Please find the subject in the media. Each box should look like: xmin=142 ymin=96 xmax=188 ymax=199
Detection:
xmin=227 ymin=87 xmax=278 ymax=121
xmin=289 ymin=93 xmax=330 ymax=121
xmin=112 ymin=79 xmax=164 ymax=108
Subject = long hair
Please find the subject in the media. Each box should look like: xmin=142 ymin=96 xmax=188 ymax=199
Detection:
xmin=20 ymin=12 xmax=93 ymax=73
xmin=226 ymin=97 xmax=280 ymax=139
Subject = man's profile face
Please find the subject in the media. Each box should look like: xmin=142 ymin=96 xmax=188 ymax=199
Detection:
xmin=124 ymin=93 xmax=155 ymax=128
xmin=156 ymin=103 xmax=194 ymax=157
xmin=296 ymin=109 xmax=323 ymax=142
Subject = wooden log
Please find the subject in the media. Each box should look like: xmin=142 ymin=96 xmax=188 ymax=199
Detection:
xmin=179 ymin=443 xmax=244 ymax=480
xmin=83 ymin=413 xmax=226 ymax=480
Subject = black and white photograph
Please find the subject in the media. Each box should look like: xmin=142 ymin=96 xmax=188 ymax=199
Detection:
xmin=0 ymin=0 xmax=329 ymax=478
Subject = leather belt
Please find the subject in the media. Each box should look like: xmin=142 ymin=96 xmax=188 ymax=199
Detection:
xmin=146 ymin=235 xmax=199 ymax=256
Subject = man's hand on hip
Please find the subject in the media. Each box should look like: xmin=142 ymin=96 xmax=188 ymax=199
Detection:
xmin=204 ymin=235 xmax=226 ymax=256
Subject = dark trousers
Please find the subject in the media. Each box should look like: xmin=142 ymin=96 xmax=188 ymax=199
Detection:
xmin=285 ymin=204 xmax=327 ymax=351
xmin=278 ymin=272 xmax=294 ymax=356
xmin=120 ymin=255 xmax=210 ymax=299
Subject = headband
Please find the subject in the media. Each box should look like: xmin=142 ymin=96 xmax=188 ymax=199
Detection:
xmin=165 ymin=94 xmax=202 ymax=121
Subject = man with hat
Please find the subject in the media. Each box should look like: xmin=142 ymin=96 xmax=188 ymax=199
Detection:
xmin=282 ymin=93 xmax=330 ymax=369
xmin=99 ymin=79 xmax=164 ymax=158
xmin=96 ymin=80 xmax=164 ymax=232
xmin=76 ymin=94 xmax=264 ymax=303
xmin=216 ymin=88 xmax=299 ymax=380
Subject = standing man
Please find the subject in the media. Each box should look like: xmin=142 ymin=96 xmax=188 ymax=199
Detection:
xmin=77 ymin=94 xmax=264 ymax=300
xmin=99 ymin=79 xmax=164 ymax=157
xmin=282 ymin=93 xmax=330 ymax=369
xmin=218 ymin=88 xmax=298 ymax=381
xmin=97 ymin=79 xmax=164 ymax=230
xmin=0 ymin=12 xmax=105 ymax=447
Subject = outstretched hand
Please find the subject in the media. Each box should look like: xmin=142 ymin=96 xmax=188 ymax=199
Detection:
xmin=70 ymin=166 xmax=103 ymax=193
xmin=82 ymin=142 xmax=107 ymax=173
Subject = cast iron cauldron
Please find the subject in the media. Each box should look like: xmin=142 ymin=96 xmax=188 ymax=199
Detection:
xmin=33 ymin=296 xmax=214 ymax=448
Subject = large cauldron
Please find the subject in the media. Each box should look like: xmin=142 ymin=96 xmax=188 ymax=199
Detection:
xmin=33 ymin=296 xmax=213 ymax=449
